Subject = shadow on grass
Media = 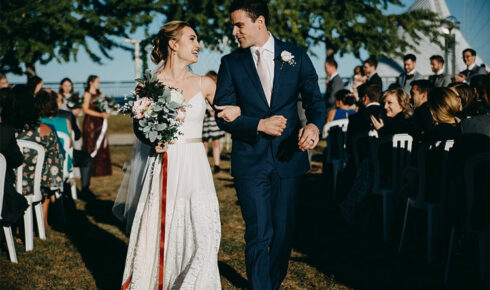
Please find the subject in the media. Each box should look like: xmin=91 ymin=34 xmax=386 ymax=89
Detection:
xmin=62 ymin=197 xmax=126 ymax=290
xmin=293 ymin=172 xmax=479 ymax=290
xmin=218 ymin=261 xmax=248 ymax=289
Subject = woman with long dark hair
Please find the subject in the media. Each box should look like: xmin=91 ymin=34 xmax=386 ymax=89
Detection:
xmin=82 ymin=75 xmax=112 ymax=177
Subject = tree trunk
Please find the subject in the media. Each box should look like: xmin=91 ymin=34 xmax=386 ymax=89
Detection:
xmin=25 ymin=62 xmax=36 ymax=78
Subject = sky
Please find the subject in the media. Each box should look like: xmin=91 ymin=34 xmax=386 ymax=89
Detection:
xmin=6 ymin=0 xmax=489 ymax=88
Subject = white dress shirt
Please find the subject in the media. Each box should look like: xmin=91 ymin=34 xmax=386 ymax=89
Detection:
xmin=329 ymin=72 xmax=338 ymax=81
xmin=467 ymin=63 xmax=477 ymax=71
xmin=250 ymin=33 xmax=275 ymax=90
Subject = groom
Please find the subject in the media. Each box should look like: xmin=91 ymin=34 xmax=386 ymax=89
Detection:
xmin=214 ymin=0 xmax=325 ymax=289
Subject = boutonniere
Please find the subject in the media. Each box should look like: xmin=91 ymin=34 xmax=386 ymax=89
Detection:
xmin=276 ymin=50 xmax=296 ymax=69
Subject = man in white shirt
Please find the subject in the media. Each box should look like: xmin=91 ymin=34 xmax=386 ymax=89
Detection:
xmin=455 ymin=48 xmax=487 ymax=84
xmin=429 ymin=55 xmax=451 ymax=87
xmin=396 ymin=53 xmax=422 ymax=93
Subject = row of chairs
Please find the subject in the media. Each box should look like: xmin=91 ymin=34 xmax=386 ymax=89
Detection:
xmin=1 ymin=132 xmax=79 ymax=263
xmin=322 ymin=121 xmax=489 ymax=285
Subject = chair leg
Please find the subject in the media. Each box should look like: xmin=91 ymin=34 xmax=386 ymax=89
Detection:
xmin=383 ymin=193 xmax=394 ymax=242
xmin=444 ymin=227 xmax=455 ymax=284
xmin=24 ymin=204 xmax=34 ymax=251
xmin=398 ymin=200 xmax=410 ymax=252
xmin=427 ymin=206 xmax=440 ymax=263
xmin=3 ymin=226 xmax=18 ymax=263
xmin=71 ymin=183 xmax=77 ymax=200
xmin=34 ymin=202 xmax=46 ymax=240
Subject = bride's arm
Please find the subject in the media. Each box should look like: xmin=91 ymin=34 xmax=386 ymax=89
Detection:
xmin=202 ymin=76 xmax=241 ymax=122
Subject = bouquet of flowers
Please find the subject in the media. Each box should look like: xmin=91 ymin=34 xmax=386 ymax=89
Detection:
xmin=65 ymin=93 xmax=82 ymax=109
xmin=94 ymin=96 xmax=117 ymax=114
xmin=118 ymin=70 xmax=187 ymax=145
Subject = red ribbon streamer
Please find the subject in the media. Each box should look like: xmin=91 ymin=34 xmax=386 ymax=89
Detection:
xmin=158 ymin=153 xmax=168 ymax=290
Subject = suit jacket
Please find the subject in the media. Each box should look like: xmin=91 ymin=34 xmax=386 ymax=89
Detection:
xmin=0 ymin=123 xmax=27 ymax=225
xmin=365 ymin=73 xmax=383 ymax=89
xmin=412 ymin=102 xmax=434 ymax=141
xmin=460 ymin=64 xmax=487 ymax=83
xmin=397 ymin=71 xmax=423 ymax=93
xmin=325 ymin=74 xmax=344 ymax=109
xmin=345 ymin=103 xmax=384 ymax=156
xmin=429 ymin=73 xmax=451 ymax=87
xmin=214 ymin=38 xmax=326 ymax=178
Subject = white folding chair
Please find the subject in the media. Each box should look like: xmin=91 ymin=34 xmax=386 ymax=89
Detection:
xmin=16 ymin=140 xmax=46 ymax=251
xmin=57 ymin=132 xmax=77 ymax=200
xmin=371 ymin=133 xmax=413 ymax=242
xmin=322 ymin=119 xmax=349 ymax=198
xmin=398 ymin=140 xmax=454 ymax=263
xmin=0 ymin=154 xmax=18 ymax=262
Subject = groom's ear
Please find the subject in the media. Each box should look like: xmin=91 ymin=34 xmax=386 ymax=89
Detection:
xmin=256 ymin=15 xmax=266 ymax=27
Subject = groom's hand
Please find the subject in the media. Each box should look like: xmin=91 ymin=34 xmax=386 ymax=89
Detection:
xmin=298 ymin=124 xmax=320 ymax=151
xmin=258 ymin=116 xmax=287 ymax=136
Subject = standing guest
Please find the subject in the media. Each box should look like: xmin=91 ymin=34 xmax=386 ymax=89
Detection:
xmin=326 ymin=89 xmax=356 ymax=123
xmin=58 ymin=78 xmax=93 ymax=197
xmin=2 ymin=85 xmax=64 ymax=227
xmin=202 ymin=71 xmax=225 ymax=173
xmin=27 ymin=75 xmax=44 ymax=96
xmin=324 ymin=57 xmax=344 ymax=110
xmin=396 ymin=54 xmax=423 ymax=93
xmin=370 ymin=88 xmax=415 ymax=136
xmin=429 ymin=55 xmax=451 ymax=87
xmin=351 ymin=65 xmax=366 ymax=100
xmin=455 ymin=48 xmax=487 ymax=84
xmin=0 ymin=88 xmax=28 ymax=226
xmin=363 ymin=57 xmax=383 ymax=88
xmin=410 ymin=80 xmax=434 ymax=140
xmin=0 ymin=73 xmax=9 ymax=88
xmin=82 ymin=75 xmax=112 ymax=177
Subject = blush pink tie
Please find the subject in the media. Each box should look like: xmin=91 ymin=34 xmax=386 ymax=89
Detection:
xmin=256 ymin=48 xmax=271 ymax=106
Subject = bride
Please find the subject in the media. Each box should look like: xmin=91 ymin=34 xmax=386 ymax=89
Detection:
xmin=116 ymin=21 xmax=240 ymax=289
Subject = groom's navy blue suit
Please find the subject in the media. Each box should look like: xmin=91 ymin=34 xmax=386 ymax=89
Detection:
xmin=215 ymin=37 xmax=325 ymax=289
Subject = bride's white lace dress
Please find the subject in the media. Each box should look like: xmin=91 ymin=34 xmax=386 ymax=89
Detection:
xmin=121 ymin=88 xmax=221 ymax=289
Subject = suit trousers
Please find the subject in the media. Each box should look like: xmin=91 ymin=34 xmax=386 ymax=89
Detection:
xmin=234 ymin=157 xmax=300 ymax=290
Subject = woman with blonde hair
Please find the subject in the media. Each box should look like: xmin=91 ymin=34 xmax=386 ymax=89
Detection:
xmin=422 ymin=87 xmax=461 ymax=142
xmin=371 ymin=88 xmax=415 ymax=136
xmin=117 ymin=21 xmax=240 ymax=289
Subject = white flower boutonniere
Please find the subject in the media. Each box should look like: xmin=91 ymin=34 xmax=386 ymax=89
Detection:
xmin=278 ymin=50 xmax=296 ymax=69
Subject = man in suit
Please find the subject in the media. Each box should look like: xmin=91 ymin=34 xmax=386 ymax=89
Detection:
xmin=363 ymin=57 xmax=383 ymax=88
xmin=214 ymin=1 xmax=325 ymax=288
xmin=410 ymin=80 xmax=434 ymax=140
xmin=324 ymin=57 xmax=344 ymax=111
xmin=429 ymin=55 xmax=451 ymax=87
xmin=455 ymin=48 xmax=487 ymax=84
xmin=345 ymin=84 xmax=384 ymax=157
xmin=397 ymin=54 xmax=423 ymax=93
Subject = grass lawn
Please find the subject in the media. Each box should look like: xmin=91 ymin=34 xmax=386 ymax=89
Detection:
xmin=0 ymin=142 xmax=479 ymax=289
xmin=78 ymin=114 xmax=134 ymax=135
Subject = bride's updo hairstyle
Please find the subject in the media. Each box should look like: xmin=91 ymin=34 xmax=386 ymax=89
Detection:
xmin=151 ymin=21 xmax=193 ymax=65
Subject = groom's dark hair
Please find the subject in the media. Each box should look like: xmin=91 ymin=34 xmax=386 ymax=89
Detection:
xmin=230 ymin=0 xmax=270 ymax=26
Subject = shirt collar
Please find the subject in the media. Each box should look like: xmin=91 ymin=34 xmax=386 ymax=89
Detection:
xmin=250 ymin=32 xmax=274 ymax=55
xmin=367 ymin=71 xmax=377 ymax=79
xmin=406 ymin=69 xmax=416 ymax=76
xmin=366 ymin=102 xmax=380 ymax=107
xmin=467 ymin=63 xmax=477 ymax=70
xmin=329 ymin=72 xmax=338 ymax=80
xmin=436 ymin=67 xmax=444 ymax=75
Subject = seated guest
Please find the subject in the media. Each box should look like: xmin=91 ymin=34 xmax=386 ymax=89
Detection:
xmin=423 ymin=87 xmax=462 ymax=143
xmin=370 ymin=88 xmax=415 ymax=136
xmin=326 ymin=89 xmax=357 ymax=123
xmin=429 ymin=55 xmax=451 ymax=87
xmin=0 ymin=89 xmax=28 ymax=226
xmin=1 ymin=85 xmax=64 ymax=227
xmin=448 ymin=82 xmax=475 ymax=119
xmin=410 ymin=80 xmax=434 ymax=141
xmin=36 ymin=89 xmax=73 ymax=173
xmin=469 ymin=75 xmax=490 ymax=116
xmin=396 ymin=54 xmax=423 ymax=93
xmin=345 ymin=84 xmax=384 ymax=156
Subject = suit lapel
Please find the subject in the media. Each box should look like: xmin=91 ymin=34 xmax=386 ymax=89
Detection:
xmin=240 ymin=48 xmax=269 ymax=107
xmin=271 ymin=38 xmax=283 ymax=108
